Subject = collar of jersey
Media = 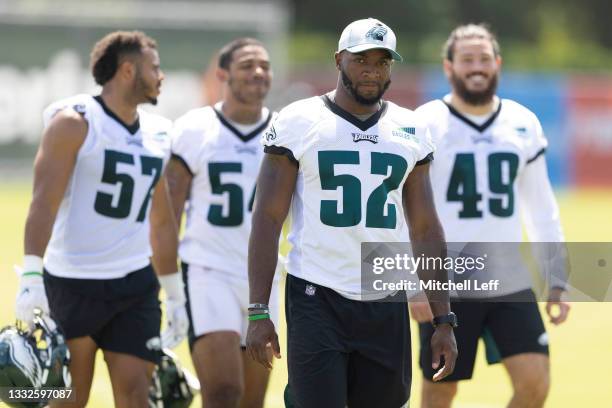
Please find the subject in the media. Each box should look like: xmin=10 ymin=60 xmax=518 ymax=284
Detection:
xmin=214 ymin=108 xmax=272 ymax=143
xmin=321 ymin=95 xmax=388 ymax=132
xmin=442 ymin=99 xmax=502 ymax=133
xmin=93 ymin=95 xmax=140 ymax=135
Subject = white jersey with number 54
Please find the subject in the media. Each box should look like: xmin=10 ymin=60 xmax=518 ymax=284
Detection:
xmin=171 ymin=105 xmax=273 ymax=278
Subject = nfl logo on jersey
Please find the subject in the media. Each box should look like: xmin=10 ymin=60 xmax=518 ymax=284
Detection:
xmin=305 ymin=284 xmax=316 ymax=296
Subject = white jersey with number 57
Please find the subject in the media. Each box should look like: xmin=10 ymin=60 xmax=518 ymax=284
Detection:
xmin=263 ymin=95 xmax=434 ymax=300
xmin=43 ymin=94 xmax=172 ymax=279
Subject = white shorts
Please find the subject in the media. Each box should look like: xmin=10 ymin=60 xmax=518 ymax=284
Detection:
xmin=182 ymin=263 xmax=280 ymax=347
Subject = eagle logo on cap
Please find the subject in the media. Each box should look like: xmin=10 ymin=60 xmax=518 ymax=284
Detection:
xmin=366 ymin=24 xmax=387 ymax=42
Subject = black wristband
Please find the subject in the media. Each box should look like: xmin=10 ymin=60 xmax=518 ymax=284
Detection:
xmin=432 ymin=312 xmax=458 ymax=328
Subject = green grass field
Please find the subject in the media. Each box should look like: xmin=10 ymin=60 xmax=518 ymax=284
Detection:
xmin=2 ymin=182 xmax=612 ymax=407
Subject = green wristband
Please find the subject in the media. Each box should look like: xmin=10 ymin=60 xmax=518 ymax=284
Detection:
xmin=22 ymin=271 xmax=43 ymax=278
xmin=248 ymin=313 xmax=270 ymax=321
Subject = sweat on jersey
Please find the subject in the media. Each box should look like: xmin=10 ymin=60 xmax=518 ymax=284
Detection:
xmin=262 ymin=95 xmax=434 ymax=300
xmin=171 ymin=104 xmax=273 ymax=278
xmin=416 ymin=98 xmax=565 ymax=297
xmin=43 ymin=94 xmax=172 ymax=279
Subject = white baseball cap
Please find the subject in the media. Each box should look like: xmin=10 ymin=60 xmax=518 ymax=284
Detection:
xmin=337 ymin=18 xmax=403 ymax=62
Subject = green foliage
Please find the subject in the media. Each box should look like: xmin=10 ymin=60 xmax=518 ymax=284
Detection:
xmin=289 ymin=0 xmax=612 ymax=71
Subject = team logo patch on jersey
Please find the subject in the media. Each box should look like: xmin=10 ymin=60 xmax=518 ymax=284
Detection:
xmin=234 ymin=145 xmax=258 ymax=155
xmin=392 ymin=127 xmax=417 ymax=141
xmin=352 ymin=132 xmax=378 ymax=143
xmin=126 ymin=134 xmax=143 ymax=147
xmin=515 ymin=126 xmax=528 ymax=137
xmin=471 ymin=134 xmax=492 ymax=144
xmin=366 ymin=24 xmax=387 ymax=42
xmin=72 ymin=103 xmax=86 ymax=115
xmin=152 ymin=131 xmax=168 ymax=142
xmin=264 ymin=125 xmax=277 ymax=142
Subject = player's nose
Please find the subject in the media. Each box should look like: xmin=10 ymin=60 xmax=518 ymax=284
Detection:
xmin=362 ymin=67 xmax=381 ymax=79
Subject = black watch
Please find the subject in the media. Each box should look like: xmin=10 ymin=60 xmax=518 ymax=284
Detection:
xmin=432 ymin=312 xmax=458 ymax=328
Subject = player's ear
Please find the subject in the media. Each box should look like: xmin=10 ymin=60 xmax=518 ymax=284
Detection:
xmin=117 ymin=58 xmax=137 ymax=82
xmin=334 ymin=52 xmax=342 ymax=71
xmin=442 ymin=58 xmax=453 ymax=79
xmin=216 ymin=67 xmax=229 ymax=82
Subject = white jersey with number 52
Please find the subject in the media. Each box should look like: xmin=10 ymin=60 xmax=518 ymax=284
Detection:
xmin=263 ymin=95 xmax=434 ymax=300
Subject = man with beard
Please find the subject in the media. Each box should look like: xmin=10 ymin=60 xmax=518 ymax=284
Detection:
xmin=411 ymin=24 xmax=570 ymax=408
xmin=166 ymin=38 xmax=279 ymax=408
xmin=246 ymin=18 xmax=458 ymax=408
xmin=15 ymin=31 xmax=187 ymax=407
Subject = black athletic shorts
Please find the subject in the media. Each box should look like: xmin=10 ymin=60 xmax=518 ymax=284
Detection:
xmin=286 ymin=274 xmax=411 ymax=408
xmin=419 ymin=289 xmax=549 ymax=381
xmin=43 ymin=264 xmax=162 ymax=364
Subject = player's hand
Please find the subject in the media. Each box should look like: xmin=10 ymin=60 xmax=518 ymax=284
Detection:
xmin=159 ymin=272 xmax=189 ymax=348
xmin=546 ymin=287 xmax=570 ymax=325
xmin=15 ymin=267 xmax=50 ymax=328
xmin=408 ymin=292 xmax=434 ymax=322
xmin=161 ymin=298 xmax=189 ymax=349
xmin=430 ymin=324 xmax=458 ymax=382
xmin=246 ymin=318 xmax=281 ymax=370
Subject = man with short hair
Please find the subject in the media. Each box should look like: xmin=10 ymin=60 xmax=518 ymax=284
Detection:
xmin=15 ymin=31 xmax=187 ymax=408
xmin=411 ymin=24 xmax=570 ymax=408
xmin=166 ymin=38 xmax=278 ymax=408
xmin=246 ymin=18 xmax=457 ymax=408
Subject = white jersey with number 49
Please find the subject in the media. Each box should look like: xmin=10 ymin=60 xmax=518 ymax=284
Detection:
xmin=416 ymin=98 xmax=564 ymax=296
xmin=43 ymin=94 xmax=172 ymax=279
xmin=263 ymin=95 xmax=434 ymax=300
xmin=416 ymin=98 xmax=560 ymax=243
xmin=171 ymin=105 xmax=273 ymax=278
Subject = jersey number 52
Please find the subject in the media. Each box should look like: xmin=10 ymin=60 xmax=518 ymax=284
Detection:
xmin=318 ymin=150 xmax=408 ymax=229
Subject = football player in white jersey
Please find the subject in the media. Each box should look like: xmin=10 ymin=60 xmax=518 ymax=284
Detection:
xmin=165 ymin=38 xmax=277 ymax=408
xmin=246 ymin=18 xmax=458 ymax=407
xmin=410 ymin=24 xmax=570 ymax=408
xmin=14 ymin=31 xmax=188 ymax=407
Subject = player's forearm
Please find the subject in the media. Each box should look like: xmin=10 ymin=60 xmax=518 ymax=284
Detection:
xmin=151 ymin=221 xmax=179 ymax=276
xmin=248 ymin=212 xmax=282 ymax=304
xmin=165 ymin=159 xmax=192 ymax=226
xmin=411 ymin=228 xmax=451 ymax=317
xmin=23 ymin=200 xmax=57 ymax=257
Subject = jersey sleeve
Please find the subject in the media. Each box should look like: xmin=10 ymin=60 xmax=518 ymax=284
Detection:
xmin=42 ymin=94 xmax=97 ymax=156
xmin=413 ymin=116 xmax=435 ymax=166
xmin=170 ymin=113 xmax=203 ymax=176
xmin=525 ymin=113 xmax=548 ymax=164
xmin=262 ymin=101 xmax=312 ymax=164
xmin=414 ymin=101 xmax=442 ymax=166
xmin=42 ymin=96 xmax=88 ymax=128
xmin=518 ymin=155 xmax=567 ymax=289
